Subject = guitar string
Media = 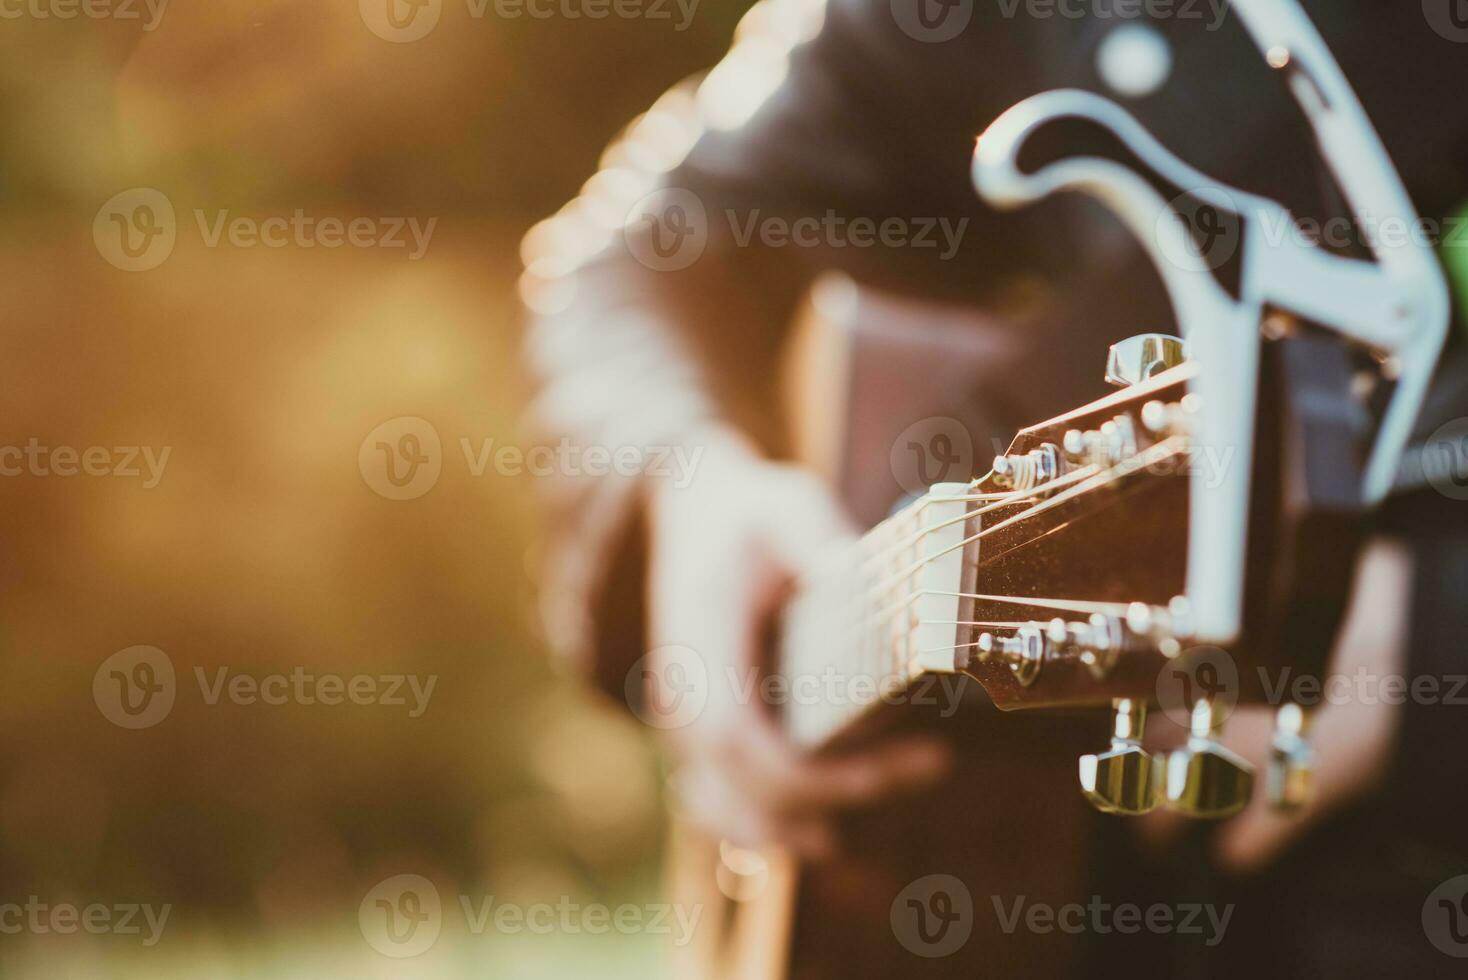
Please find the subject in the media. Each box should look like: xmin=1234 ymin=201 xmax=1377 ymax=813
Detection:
xmin=918 ymin=619 xmax=1040 ymax=626
xmin=784 ymin=390 xmax=1193 ymax=722
xmin=924 ymin=593 xmax=1134 ymax=614
xmin=854 ymin=464 xmax=1100 ymax=571
xmin=786 ymin=437 xmax=1186 ymax=704
xmin=862 ymin=586 xmax=1133 ymax=630
xmin=782 ymin=439 xmax=1186 ymax=691
xmin=787 ymin=439 xmax=1177 ymax=676
xmin=865 ymin=436 xmax=1183 ymax=600
xmin=780 ymin=492 xmax=1180 ymax=701
xmin=850 ymin=431 xmax=1186 ymax=584
xmin=915 ymin=637 xmax=1011 ymax=656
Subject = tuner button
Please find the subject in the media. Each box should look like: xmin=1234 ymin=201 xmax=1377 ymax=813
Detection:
xmin=1266 ymin=703 xmax=1316 ymax=812
xmin=1161 ymin=700 xmax=1254 ymax=819
xmin=1105 ymin=334 xmax=1186 ymax=387
xmin=975 ymin=626 xmax=1045 ymax=686
xmin=1079 ymin=699 xmax=1160 ymax=815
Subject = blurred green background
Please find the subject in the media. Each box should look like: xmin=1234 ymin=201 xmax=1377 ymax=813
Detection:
xmin=0 ymin=1 xmax=753 ymax=974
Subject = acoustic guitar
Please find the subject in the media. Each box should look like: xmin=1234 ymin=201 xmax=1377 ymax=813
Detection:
xmin=665 ymin=275 xmax=1363 ymax=979
xmin=652 ymin=2 xmax=1451 ymax=974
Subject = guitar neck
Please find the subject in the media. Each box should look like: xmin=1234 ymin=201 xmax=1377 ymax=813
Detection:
xmin=777 ymin=483 xmax=976 ymax=748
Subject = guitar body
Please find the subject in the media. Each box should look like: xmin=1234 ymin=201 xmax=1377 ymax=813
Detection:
xmin=671 ymin=275 xmax=1100 ymax=979
xmin=668 ymin=279 xmax=1366 ymax=979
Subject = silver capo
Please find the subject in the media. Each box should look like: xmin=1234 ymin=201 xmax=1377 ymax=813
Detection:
xmin=970 ymin=0 xmax=1450 ymax=645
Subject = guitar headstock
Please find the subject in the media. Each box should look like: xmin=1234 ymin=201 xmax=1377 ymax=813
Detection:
xmin=958 ymin=0 xmax=1446 ymax=816
xmin=953 ymin=355 xmax=1195 ymax=711
xmin=914 ymin=324 xmax=1369 ymax=817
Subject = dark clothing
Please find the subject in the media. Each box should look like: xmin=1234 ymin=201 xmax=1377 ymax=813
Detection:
xmin=521 ymin=1 xmax=1468 ymax=975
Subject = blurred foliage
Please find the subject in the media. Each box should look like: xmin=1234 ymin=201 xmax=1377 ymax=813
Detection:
xmin=0 ymin=0 xmax=752 ymax=973
xmin=0 ymin=0 xmax=747 ymax=213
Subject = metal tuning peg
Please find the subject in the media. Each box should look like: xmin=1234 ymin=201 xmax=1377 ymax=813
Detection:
xmin=975 ymin=626 xmax=1045 ymax=686
xmin=1266 ymin=702 xmax=1316 ymax=812
xmin=1162 ymin=699 xmax=1254 ymax=819
xmin=1104 ymin=334 xmax=1186 ymax=387
xmin=1078 ymin=699 xmax=1159 ymax=815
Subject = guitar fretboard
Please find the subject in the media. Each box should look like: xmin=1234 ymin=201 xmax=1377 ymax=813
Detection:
xmin=778 ymin=482 xmax=975 ymax=747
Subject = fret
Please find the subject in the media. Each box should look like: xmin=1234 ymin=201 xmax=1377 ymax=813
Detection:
xmin=780 ymin=482 xmax=976 ymax=749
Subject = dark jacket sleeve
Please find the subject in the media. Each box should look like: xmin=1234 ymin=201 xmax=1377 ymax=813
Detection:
xmin=517 ymin=0 xmax=1043 ymax=683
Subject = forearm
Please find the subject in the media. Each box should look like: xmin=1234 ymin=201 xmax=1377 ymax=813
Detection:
xmin=520 ymin=216 xmax=810 ymax=679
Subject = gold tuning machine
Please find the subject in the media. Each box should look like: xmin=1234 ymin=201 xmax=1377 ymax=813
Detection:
xmin=1161 ymin=699 xmax=1254 ymax=819
xmin=1105 ymin=334 xmax=1186 ymax=387
xmin=1266 ymin=702 xmax=1316 ymax=812
xmin=1078 ymin=699 xmax=1160 ymax=815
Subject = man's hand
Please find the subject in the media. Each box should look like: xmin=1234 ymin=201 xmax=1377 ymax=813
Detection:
xmin=643 ymin=426 xmax=951 ymax=860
